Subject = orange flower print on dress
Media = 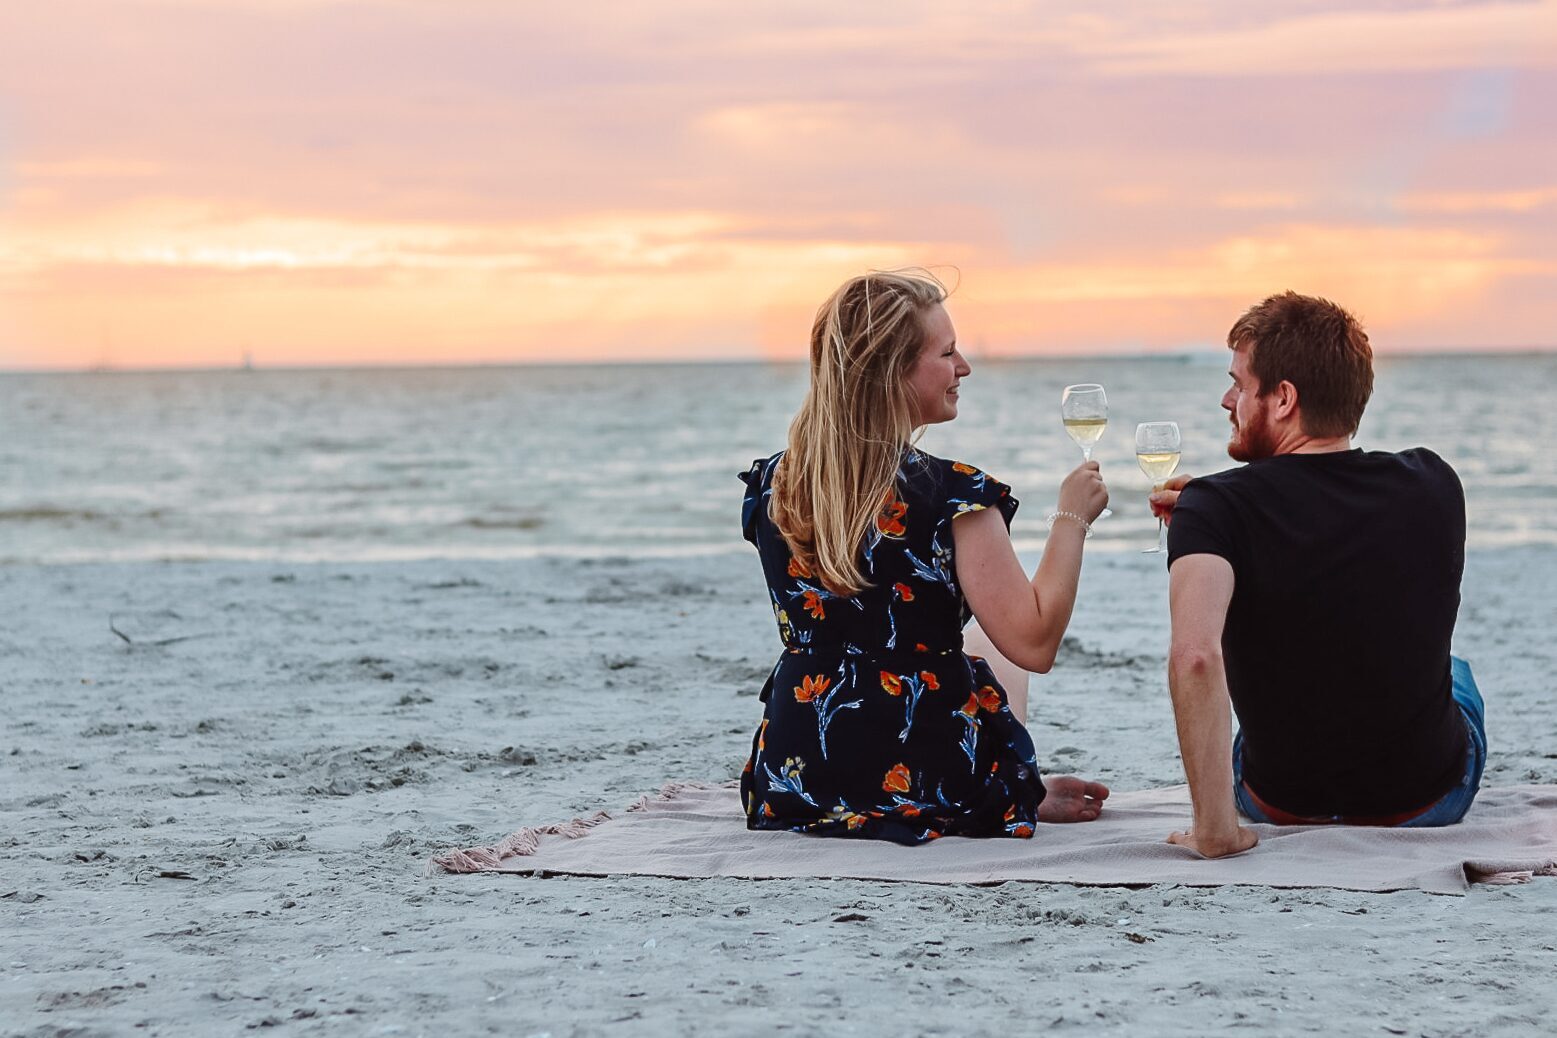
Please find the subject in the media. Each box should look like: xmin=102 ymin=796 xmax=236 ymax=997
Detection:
xmin=883 ymin=763 xmax=912 ymax=794
xmin=1010 ymin=823 xmax=1034 ymax=839
xmin=952 ymin=462 xmax=978 ymax=476
xmin=959 ymin=692 xmax=981 ymax=717
xmin=793 ymin=674 xmax=831 ymax=703
xmin=915 ymin=643 xmax=929 ymax=653
xmin=919 ymin=671 xmax=940 ymax=691
xmin=977 ymin=686 xmax=1002 ymax=712
xmin=801 ymin=590 xmax=826 ymax=620
xmin=893 ymin=582 xmax=915 ymax=602
xmin=787 ymin=555 xmax=812 ymax=579
xmin=880 ymin=671 xmax=903 ymax=696
xmin=876 ymin=497 xmax=908 ymax=538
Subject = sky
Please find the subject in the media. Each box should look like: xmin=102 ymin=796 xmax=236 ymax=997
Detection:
xmin=1 ymin=0 xmax=1555 ymax=369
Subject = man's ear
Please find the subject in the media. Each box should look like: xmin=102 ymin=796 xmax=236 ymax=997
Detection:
xmin=1271 ymin=379 xmax=1300 ymax=421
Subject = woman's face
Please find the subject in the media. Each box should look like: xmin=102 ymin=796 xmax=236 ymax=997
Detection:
xmin=905 ymin=304 xmax=970 ymax=426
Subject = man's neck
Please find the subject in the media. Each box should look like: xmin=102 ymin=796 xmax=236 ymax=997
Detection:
xmin=1280 ymin=433 xmax=1353 ymax=455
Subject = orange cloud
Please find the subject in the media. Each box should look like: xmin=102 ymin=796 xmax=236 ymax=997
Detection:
xmin=1397 ymin=187 xmax=1557 ymax=214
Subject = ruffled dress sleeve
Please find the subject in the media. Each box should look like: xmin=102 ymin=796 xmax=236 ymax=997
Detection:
xmin=937 ymin=459 xmax=1019 ymax=533
xmin=738 ymin=454 xmax=781 ymax=546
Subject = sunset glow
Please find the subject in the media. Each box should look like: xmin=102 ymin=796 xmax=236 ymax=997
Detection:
xmin=2 ymin=1 xmax=1555 ymax=369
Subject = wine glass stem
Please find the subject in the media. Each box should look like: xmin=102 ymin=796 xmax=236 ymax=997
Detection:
xmin=1078 ymin=446 xmax=1111 ymax=519
xmin=1157 ymin=518 xmax=1166 ymax=552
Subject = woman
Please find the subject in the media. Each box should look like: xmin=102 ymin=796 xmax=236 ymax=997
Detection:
xmin=739 ymin=270 xmax=1111 ymax=844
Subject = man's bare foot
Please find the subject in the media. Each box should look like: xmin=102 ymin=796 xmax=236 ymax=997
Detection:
xmin=1038 ymin=775 xmax=1110 ymax=823
xmin=1166 ymin=824 xmax=1259 ymax=859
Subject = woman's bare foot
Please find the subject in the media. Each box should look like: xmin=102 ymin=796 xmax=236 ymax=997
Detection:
xmin=1038 ymin=775 xmax=1110 ymax=823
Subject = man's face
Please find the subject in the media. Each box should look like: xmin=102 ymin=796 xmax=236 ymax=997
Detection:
xmin=1223 ymin=346 xmax=1279 ymax=462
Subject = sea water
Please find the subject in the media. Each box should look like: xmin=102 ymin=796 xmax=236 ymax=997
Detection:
xmin=2 ymin=353 xmax=1553 ymax=564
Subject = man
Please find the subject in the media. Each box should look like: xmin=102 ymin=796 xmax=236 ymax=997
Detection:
xmin=1151 ymin=291 xmax=1486 ymax=859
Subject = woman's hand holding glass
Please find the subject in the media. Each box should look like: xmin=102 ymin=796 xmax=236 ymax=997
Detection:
xmin=1057 ymin=461 xmax=1109 ymax=531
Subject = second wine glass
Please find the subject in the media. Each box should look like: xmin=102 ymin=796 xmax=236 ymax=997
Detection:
xmin=1135 ymin=421 xmax=1181 ymax=554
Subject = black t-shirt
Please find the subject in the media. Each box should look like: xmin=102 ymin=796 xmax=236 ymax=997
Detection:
xmin=1167 ymin=448 xmax=1467 ymax=817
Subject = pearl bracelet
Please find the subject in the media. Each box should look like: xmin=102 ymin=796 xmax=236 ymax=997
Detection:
xmin=1045 ymin=510 xmax=1092 ymax=537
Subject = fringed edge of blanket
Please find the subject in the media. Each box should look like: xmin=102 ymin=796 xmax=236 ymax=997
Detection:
xmin=429 ymin=780 xmax=738 ymax=874
xmin=625 ymin=779 xmax=737 ymax=813
xmin=1473 ymin=862 xmax=1557 ymax=886
xmin=430 ymin=810 xmax=613 ymax=874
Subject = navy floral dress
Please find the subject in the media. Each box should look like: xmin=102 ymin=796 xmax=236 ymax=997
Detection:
xmin=738 ymin=448 xmax=1047 ymax=844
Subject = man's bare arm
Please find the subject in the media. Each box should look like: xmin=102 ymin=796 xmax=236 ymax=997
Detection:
xmin=1165 ymin=553 xmax=1258 ymax=859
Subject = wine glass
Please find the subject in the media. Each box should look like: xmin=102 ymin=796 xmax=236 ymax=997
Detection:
xmin=1135 ymin=422 xmax=1181 ymax=554
xmin=1061 ymin=384 xmax=1112 ymax=519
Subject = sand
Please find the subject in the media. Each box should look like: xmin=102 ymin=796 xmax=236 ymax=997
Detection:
xmin=3 ymin=547 xmax=1555 ymax=1036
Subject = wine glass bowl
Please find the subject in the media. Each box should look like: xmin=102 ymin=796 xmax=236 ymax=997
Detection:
xmin=1060 ymin=384 xmax=1107 ymax=462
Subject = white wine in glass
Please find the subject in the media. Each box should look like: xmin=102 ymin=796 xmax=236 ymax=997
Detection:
xmin=1060 ymin=385 xmax=1107 ymax=461
xmin=1136 ymin=451 xmax=1180 ymax=482
xmin=1061 ymin=383 xmax=1112 ymax=519
xmin=1135 ymin=421 xmax=1181 ymax=554
xmin=1062 ymin=417 xmax=1107 ymax=452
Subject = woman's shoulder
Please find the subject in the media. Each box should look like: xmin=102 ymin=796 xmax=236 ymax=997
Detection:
xmin=900 ymin=449 xmax=1018 ymax=525
xmin=739 ymin=451 xmax=785 ymax=492
xmin=900 ymin=449 xmax=1001 ymax=492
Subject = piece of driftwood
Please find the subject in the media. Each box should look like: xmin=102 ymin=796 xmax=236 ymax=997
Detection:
xmin=108 ymin=614 xmax=214 ymax=648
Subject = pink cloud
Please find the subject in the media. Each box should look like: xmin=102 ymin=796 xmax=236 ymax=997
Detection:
xmin=1 ymin=1 xmax=1554 ymax=368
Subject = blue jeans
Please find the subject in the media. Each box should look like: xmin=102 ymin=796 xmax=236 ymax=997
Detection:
xmin=1233 ymin=656 xmax=1487 ymax=827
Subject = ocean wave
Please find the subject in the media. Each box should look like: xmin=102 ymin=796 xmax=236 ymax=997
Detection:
xmin=456 ymin=515 xmax=545 ymax=531
xmin=0 ymin=506 xmax=163 ymax=523
xmin=0 ymin=507 xmax=105 ymax=522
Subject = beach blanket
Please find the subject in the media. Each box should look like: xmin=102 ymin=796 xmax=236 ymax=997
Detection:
xmin=432 ymin=782 xmax=1557 ymax=896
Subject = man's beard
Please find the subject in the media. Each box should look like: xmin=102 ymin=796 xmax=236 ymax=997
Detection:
xmin=1227 ymin=406 xmax=1278 ymax=462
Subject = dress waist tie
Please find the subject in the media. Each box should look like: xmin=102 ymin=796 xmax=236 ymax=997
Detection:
xmin=759 ymin=643 xmax=969 ymax=702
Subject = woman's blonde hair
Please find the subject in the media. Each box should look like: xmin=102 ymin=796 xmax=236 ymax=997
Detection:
xmin=771 ymin=268 xmax=948 ymax=596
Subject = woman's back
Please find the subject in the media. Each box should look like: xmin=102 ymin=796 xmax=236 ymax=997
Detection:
xmin=742 ymin=448 xmax=1014 ymax=655
xmin=739 ymin=448 xmax=1046 ymax=843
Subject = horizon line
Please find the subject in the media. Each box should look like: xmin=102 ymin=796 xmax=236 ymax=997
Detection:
xmin=2 ymin=342 xmax=1554 ymax=377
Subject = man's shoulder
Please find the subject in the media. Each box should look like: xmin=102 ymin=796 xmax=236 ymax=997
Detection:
xmin=1166 ymin=469 xmax=1246 ymax=563
xmin=1356 ymin=447 xmax=1464 ymax=499
xmin=1177 ymin=465 xmax=1252 ymax=505
xmin=1389 ymin=446 xmax=1458 ymax=477
xmin=1191 ymin=448 xmax=1457 ymax=484
xmin=1183 ymin=465 xmax=1247 ymax=490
